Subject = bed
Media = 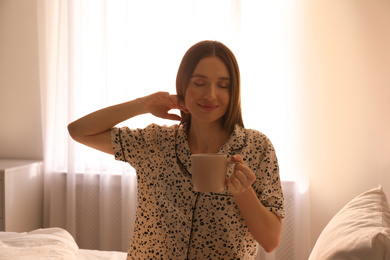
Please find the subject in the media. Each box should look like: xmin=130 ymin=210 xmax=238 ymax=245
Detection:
xmin=0 ymin=227 xmax=127 ymax=260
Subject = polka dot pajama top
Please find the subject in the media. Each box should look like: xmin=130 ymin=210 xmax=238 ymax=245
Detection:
xmin=111 ymin=123 xmax=285 ymax=260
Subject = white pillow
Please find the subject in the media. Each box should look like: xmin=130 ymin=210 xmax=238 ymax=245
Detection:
xmin=309 ymin=186 xmax=390 ymax=260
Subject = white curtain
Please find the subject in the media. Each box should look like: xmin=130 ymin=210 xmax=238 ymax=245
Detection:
xmin=37 ymin=0 xmax=309 ymax=256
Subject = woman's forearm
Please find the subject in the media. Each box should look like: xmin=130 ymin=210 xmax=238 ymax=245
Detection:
xmin=67 ymin=97 xmax=148 ymax=154
xmin=67 ymin=92 xmax=185 ymax=154
xmin=68 ymin=97 xmax=146 ymax=138
xmin=233 ymin=187 xmax=282 ymax=253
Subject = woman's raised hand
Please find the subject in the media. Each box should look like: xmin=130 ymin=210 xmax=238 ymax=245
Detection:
xmin=142 ymin=92 xmax=189 ymax=121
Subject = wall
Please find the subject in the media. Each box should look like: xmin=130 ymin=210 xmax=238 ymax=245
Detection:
xmin=302 ymin=0 xmax=390 ymax=250
xmin=1 ymin=0 xmax=389 ymax=255
xmin=0 ymin=0 xmax=43 ymax=160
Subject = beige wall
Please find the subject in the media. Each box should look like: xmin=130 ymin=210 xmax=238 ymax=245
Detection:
xmin=1 ymin=0 xmax=389 ymax=255
xmin=302 ymin=0 xmax=390 ymax=249
xmin=0 ymin=0 xmax=43 ymax=160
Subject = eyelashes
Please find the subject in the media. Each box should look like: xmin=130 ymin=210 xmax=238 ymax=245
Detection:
xmin=192 ymin=80 xmax=230 ymax=88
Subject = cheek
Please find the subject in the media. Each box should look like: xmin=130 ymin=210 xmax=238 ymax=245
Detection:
xmin=221 ymin=91 xmax=231 ymax=105
xmin=184 ymin=89 xmax=190 ymax=104
xmin=184 ymin=89 xmax=194 ymax=108
xmin=184 ymin=86 xmax=197 ymax=103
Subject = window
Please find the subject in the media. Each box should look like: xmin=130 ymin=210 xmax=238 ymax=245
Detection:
xmin=66 ymin=0 xmax=301 ymax=183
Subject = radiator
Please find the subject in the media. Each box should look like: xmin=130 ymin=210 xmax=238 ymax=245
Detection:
xmin=256 ymin=181 xmax=296 ymax=260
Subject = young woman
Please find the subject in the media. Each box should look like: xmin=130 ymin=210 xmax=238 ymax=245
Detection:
xmin=68 ymin=40 xmax=285 ymax=259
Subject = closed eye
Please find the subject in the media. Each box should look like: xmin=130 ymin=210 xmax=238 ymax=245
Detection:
xmin=194 ymin=82 xmax=206 ymax=87
xmin=218 ymin=80 xmax=230 ymax=88
xmin=191 ymin=77 xmax=206 ymax=87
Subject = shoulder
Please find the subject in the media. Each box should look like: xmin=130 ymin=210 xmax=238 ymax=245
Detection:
xmin=228 ymin=124 xmax=275 ymax=152
xmin=140 ymin=123 xmax=179 ymax=143
xmin=143 ymin=123 xmax=179 ymax=135
xmin=112 ymin=123 xmax=179 ymax=142
xmin=243 ymin=128 xmax=274 ymax=148
xmin=241 ymin=128 xmax=278 ymax=162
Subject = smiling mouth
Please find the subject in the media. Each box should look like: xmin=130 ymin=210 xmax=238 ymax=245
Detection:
xmin=198 ymin=103 xmax=219 ymax=112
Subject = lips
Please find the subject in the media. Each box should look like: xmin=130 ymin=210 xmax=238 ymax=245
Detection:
xmin=198 ymin=103 xmax=219 ymax=112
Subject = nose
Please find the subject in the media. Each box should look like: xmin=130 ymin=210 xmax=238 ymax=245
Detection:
xmin=203 ymin=84 xmax=217 ymax=101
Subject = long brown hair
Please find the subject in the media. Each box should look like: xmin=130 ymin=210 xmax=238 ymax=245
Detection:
xmin=176 ymin=40 xmax=244 ymax=132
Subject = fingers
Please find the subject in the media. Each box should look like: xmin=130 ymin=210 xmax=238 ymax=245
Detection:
xmin=229 ymin=154 xmax=244 ymax=165
xmin=169 ymin=95 xmax=189 ymax=114
xmin=162 ymin=94 xmax=188 ymax=121
xmin=234 ymin=164 xmax=256 ymax=183
xmin=233 ymin=169 xmax=250 ymax=185
xmin=162 ymin=113 xmax=182 ymax=121
xmin=227 ymin=154 xmax=256 ymax=194
xmin=147 ymin=92 xmax=188 ymax=121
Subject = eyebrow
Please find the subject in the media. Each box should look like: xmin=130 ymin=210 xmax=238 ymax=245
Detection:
xmin=191 ymin=74 xmax=230 ymax=80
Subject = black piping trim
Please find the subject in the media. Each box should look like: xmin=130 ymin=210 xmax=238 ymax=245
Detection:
xmin=118 ymin=128 xmax=127 ymax=162
xmin=186 ymin=192 xmax=200 ymax=259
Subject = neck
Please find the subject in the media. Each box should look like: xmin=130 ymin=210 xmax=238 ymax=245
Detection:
xmin=187 ymin=121 xmax=231 ymax=154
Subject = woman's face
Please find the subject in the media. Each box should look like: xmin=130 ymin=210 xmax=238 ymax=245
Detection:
xmin=184 ymin=56 xmax=230 ymax=126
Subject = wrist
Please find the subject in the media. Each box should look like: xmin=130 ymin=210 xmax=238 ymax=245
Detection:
xmin=133 ymin=96 xmax=150 ymax=115
xmin=232 ymin=186 xmax=254 ymax=198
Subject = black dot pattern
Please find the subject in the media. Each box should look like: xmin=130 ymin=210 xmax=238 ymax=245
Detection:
xmin=111 ymin=123 xmax=285 ymax=259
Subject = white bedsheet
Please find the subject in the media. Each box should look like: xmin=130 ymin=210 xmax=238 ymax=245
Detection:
xmin=78 ymin=249 xmax=126 ymax=260
xmin=0 ymin=228 xmax=78 ymax=260
xmin=0 ymin=228 xmax=127 ymax=260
